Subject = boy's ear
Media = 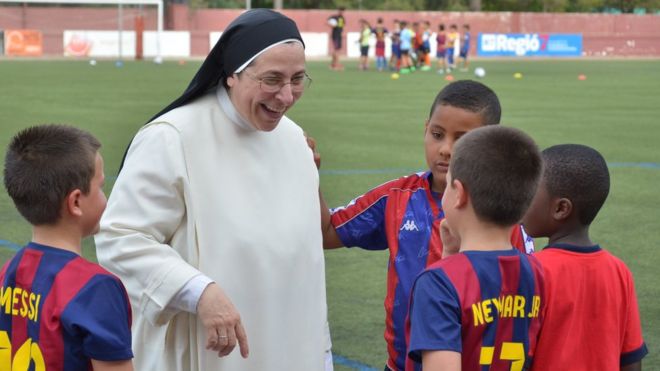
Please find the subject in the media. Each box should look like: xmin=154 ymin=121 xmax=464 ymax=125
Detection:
xmin=453 ymin=179 xmax=469 ymax=209
xmin=552 ymin=197 xmax=573 ymax=221
xmin=65 ymin=189 xmax=84 ymax=218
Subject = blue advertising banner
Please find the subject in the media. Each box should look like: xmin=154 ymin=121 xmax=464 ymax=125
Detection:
xmin=477 ymin=33 xmax=582 ymax=57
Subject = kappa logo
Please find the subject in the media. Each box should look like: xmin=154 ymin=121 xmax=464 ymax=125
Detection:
xmin=400 ymin=219 xmax=419 ymax=232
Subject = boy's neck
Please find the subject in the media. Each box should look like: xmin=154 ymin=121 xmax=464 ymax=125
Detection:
xmin=458 ymin=221 xmax=513 ymax=252
xmin=32 ymin=224 xmax=83 ymax=255
xmin=429 ymin=173 xmax=446 ymax=194
xmin=547 ymin=224 xmax=593 ymax=247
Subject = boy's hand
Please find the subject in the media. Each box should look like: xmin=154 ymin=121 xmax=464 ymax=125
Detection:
xmin=304 ymin=133 xmax=321 ymax=169
xmin=440 ymin=219 xmax=460 ymax=258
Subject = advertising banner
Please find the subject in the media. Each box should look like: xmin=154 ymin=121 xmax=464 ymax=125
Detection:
xmin=63 ymin=31 xmax=136 ymax=58
xmin=143 ymin=31 xmax=190 ymax=58
xmin=4 ymin=30 xmax=43 ymax=56
xmin=477 ymin=33 xmax=582 ymax=57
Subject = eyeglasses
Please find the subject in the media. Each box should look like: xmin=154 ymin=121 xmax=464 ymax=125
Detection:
xmin=242 ymin=71 xmax=312 ymax=93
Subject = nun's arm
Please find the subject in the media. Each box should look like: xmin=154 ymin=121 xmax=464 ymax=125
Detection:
xmin=96 ymin=123 xmax=207 ymax=324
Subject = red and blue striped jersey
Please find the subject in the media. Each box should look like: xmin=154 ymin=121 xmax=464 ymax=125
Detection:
xmin=330 ymin=172 xmax=532 ymax=370
xmin=531 ymin=244 xmax=648 ymax=370
xmin=0 ymin=242 xmax=133 ymax=370
xmin=406 ymin=249 xmax=545 ymax=371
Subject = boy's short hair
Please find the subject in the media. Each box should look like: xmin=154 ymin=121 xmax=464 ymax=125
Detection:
xmin=542 ymin=144 xmax=610 ymax=225
xmin=429 ymin=80 xmax=501 ymax=125
xmin=4 ymin=124 xmax=101 ymax=226
xmin=450 ymin=126 xmax=542 ymax=226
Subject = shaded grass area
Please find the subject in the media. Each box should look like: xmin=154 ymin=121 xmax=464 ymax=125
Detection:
xmin=1 ymin=59 xmax=659 ymax=368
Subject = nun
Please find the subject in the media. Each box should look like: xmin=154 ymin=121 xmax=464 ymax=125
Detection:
xmin=95 ymin=9 xmax=328 ymax=371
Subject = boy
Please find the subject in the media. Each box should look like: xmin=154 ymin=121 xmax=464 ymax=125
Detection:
xmin=459 ymin=24 xmax=471 ymax=71
xmin=328 ymin=6 xmax=345 ymax=71
xmin=388 ymin=19 xmax=401 ymax=71
xmin=435 ymin=24 xmax=447 ymax=74
xmin=1 ymin=125 xmax=133 ymax=371
xmin=407 ymin=125 xmax=545 ymax=370
xmin=420 ymin=21 xmax=432 ymax=70
xmin=358 ymin=19 xmax=372 ymax=71
xmin=522 ymin=144 xmax=648 ymax=370
xmin=373 ymin=17 xmax=388 ymax=72
xmin=445 ymin=24 xmax=459 ymax=71
xmin=398 ymin=21 xmax=414 ymax=74
xmin=320 ymin=80 xmax=532 ymax=371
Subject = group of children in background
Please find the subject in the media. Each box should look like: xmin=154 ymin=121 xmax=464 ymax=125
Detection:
xmin=1 ymin=79 xmax=648 ymax=370
xmin=355 ymin=18 xmax=471 ymax=74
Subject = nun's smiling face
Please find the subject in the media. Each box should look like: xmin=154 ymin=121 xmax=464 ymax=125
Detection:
xmin=227 ymin=42 xmax=306 ymax=131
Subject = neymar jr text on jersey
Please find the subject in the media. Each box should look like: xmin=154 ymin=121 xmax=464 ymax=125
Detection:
xmin=472 ymin=294 xmax=541 ymax=326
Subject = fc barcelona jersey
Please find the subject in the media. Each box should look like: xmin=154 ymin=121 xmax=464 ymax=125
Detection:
xmin=406 ymin=249 xmax=545 ymax=371
xmin=330 ymin=172 xmax=532 ymax=370
xmin=0 ymin=242 xmax=133 ymax=370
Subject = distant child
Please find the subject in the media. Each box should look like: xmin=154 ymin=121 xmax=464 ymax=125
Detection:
xmin=459 ymin=24 xmax=471 ymax=71
xmin=420 ymin=21 xmax=432 ymax=70
xmin=522 ymin=144 xmax=648 ymax=370
xmin=389 ymin=19 xmax=401 ymax=71
xmin=320 ymin=80 xmax=533 ymax=371
xmin=398 ymin=21 xmax=414 ymax=73
xmin=446 ymin=24 xmax=459 ymax=71
xmin=1 ymin=125 xmax=133 ymax=371
xmin=328 ymin=6 xmax=346 ymax=71
xmin=358 ymin=19 xmax=372 ymax=70
xmin=374 ymin=17 xmax=388 ymax=72
xmin=411 ymin=22 xmax=423 ymax=69
xmin=407 ymin=125 xmax=545 ymax=370
xmin=435 ymin=23 xmax=447 ymax=73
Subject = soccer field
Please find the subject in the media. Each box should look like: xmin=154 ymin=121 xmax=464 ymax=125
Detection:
xmin=1 ymin=59 xmax=658 ymax=370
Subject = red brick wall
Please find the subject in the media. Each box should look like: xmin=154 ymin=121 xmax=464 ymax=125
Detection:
xmin=0 ymin=5 xmax=158 ymax=54
xmin=1 ymin=5 xmax=658 ymax=56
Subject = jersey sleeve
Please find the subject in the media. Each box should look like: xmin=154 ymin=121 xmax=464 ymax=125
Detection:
xmin=330 ymin=184 xmax=392 ymax=251
xmin=620 ymin=270 xmax=648 ymax=365
xmin=407 ymin=268 xmax=462 ymax=363
xmin=61 ymin=275 xmax=133 ymax=361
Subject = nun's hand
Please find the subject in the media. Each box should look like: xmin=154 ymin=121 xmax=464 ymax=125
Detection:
xmin=198 ymin=283 xmax=249 ymax=358
xmin=440 ymin=219 xmax=460 ymax=258
xmin=304 ymin=132 xmax=321 ymax=169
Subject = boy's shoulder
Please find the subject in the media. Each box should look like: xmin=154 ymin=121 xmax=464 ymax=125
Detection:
xmin=389 ymin=171 xmax=430 ymax=190
xmin=423 ymin=252 xmax=477 ymax=279
xmin=536 ymin=244 xmax=634 ymax=277
xmin=68 ymin=255 xmax=119 ymax=277
xmin=417 ymin=251 xmax=521 ymax=293
xmin=427 ymin=249 xmax=534 ymax=278
xmin=350 ymin=171 xmax=430 ymax=199
xmin=56 ymin=254 xmax=125 ymax=292
xmin=2 ymin=243 xmax=122 ymax=287
xmin=331 ymin=172 xmax=430 ymax=218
